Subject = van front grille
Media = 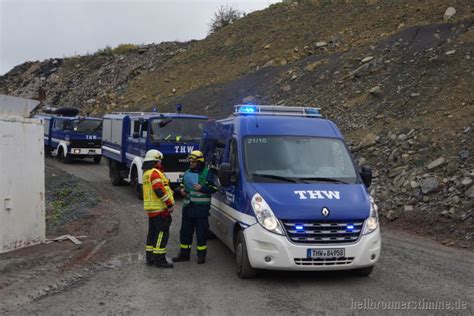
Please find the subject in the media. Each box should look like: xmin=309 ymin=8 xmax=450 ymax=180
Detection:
xmin=281 ymin=220 xmax=364 ymax=244
xmin=294 ymin=257 xmax=355 ymax=266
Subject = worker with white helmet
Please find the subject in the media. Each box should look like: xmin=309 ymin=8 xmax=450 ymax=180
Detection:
xmin=142 ymin=149 xmax=175 ymax=268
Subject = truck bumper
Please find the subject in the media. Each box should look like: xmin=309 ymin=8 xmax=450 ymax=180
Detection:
xmin=70 ymin=148 xmax=102 ymax=156
xmin=244 ymin=223 xmax=381 ymax=271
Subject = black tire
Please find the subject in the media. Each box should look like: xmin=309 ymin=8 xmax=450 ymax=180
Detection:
xmin=109 ymin=161 xmax=123 ymax=186
xmin=57 ymin=147 xmax=65 ymax=163
xmin=93 ymin=156 xmax=102 ymax=164
xmin=45 ymin=146 xmax=52 ymax=158
xmin=235 ymin=230 xmax=257 ymax=279
xmin=130 ymin=167 xmax=143 ymax=200
xmin=353 ymin=266 xmax=374 ymax=276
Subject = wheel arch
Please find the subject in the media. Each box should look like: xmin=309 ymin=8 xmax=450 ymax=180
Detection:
xmin=129 ymin=156 xmax=144 ymax=184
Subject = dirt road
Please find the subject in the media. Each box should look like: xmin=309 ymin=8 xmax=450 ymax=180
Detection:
xmin=1 ymin=160 xmax=473 ymax=315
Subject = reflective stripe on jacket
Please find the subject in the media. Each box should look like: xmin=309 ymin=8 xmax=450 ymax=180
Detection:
xmin=143 ymin=168 xmax=174 ymax=212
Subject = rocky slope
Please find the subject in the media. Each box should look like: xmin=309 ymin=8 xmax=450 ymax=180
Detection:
xmin=1 ymin=0 xmax=473 ymax=248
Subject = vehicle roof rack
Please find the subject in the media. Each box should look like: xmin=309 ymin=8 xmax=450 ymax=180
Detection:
xmin=233 ymin=105 xmax=321 ymax=117
xmin=110 ymin=111 xmax=153 ymax=115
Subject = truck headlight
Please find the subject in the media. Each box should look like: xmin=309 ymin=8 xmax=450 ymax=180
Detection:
xmin=251 ymin=193 xmax=283 ymax=235
xmin=362 ymin=196 xmax=379 ymax=235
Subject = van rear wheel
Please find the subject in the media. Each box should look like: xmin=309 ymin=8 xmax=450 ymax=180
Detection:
xmin=235 ymin=230 xmax=257 ymax=279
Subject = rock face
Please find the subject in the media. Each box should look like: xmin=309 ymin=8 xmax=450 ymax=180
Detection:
xmin=0 ymin=0 xmax=472 ymax=248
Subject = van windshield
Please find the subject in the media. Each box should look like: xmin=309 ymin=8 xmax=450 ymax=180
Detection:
xmin=151 ymin=118 xmax=206 ymax=142
xmin=72 ymin=119 xmax=102 ymax=133
xmin=244 ymin=136 xmax=358 ymax=184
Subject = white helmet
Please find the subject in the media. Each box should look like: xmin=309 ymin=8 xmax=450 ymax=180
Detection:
xmin=144 ymin=149 xmax=163 ymax=162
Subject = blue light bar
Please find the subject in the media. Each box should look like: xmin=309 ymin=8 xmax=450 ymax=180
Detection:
xmin=233 ymin=105 xmax=322 ymax=117
xmin=346 ymin=224 xmax=354 ymax=231
xmin=295 ymin=224 xmax=304 ymax=231
xmin=239 ymin=105 xmax=257 ymax=114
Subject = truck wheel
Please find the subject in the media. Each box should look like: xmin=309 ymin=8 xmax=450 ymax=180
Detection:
xmin=109 ymin=161 xmax=123 ymax=186
xmin=353 ymin=266 xmax=374 ymax=277
xmin=57 ymin=147 xmax=66 ymax=163
xmin=93 ymin=156 xmax=102 ymax=164
xmin=130 ymin=167 xmax=143 ymax=200
xmin=235 ymin=230 xmax=257 ymax=279
xmin=44 ymin=146 xmax=52 ymax=158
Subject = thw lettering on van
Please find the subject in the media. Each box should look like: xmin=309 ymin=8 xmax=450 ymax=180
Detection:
xmin=174 ymin=145 xmax=194 ymax=153
xmin=294 ymin=190 xmax=341 ymax=200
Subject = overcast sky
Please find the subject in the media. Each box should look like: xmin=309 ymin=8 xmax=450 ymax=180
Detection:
xmin=0 ymin=0 xmax=279 ymax=75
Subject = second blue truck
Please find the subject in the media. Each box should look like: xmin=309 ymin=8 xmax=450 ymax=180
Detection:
xmin=101 ymin=111 xmax=209 ymax=198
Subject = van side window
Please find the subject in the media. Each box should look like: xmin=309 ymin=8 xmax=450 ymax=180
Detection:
xmin=229 ymin=138 xmax=238 ymax=171
xmin=208 ymin=140 xmax=225 ymax=172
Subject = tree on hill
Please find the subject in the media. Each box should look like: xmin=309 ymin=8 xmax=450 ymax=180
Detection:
xmin=209 ymin=5 xmax=243 ymax=34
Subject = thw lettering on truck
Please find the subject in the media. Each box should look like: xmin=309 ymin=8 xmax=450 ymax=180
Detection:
xmin=294 ymin=190 xmax=341 ymax=200
xmin=174 ymin=145 xmax=194 ymax=153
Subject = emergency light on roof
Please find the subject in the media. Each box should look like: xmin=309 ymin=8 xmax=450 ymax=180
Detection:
xmin=234 ymin=105 xmax=321 ymax=117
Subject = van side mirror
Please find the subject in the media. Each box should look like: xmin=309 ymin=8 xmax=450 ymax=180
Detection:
xmin=360 ymin=165 xmax=372 ymax=188
xmin=218 ymin=163 xmax=235 ymax=186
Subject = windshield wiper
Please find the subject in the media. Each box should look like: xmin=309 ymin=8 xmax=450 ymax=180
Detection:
xmin=297 ymin=177 xmax=349 ymax=184
xmin=250 ymin=173 xmax=301 ymax=183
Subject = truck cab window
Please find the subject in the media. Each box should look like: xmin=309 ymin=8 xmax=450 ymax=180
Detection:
xmin=131 ymin=120 xmax=140 ymax=136
xmin=141 ymin=121 xmax=148 ymax=138
xmin=54 ymin=119 xmax=63 ymax=130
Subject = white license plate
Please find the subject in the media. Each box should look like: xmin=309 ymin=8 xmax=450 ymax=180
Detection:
xmin=307 ymin=248 xmax=345 ymax=258
xmin=88 ymin=150 xmax=96 ymax=153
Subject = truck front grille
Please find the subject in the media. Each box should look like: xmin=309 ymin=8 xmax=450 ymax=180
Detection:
xmin=162 ymin=154 xmax=189 ymax=172
xmin=294 ymin=257 xmax=355 ymax=266
xmin=281 ymin=219 xmax=364 ymax=244
xmin=70 ymin=139 xmax=101 ymax=148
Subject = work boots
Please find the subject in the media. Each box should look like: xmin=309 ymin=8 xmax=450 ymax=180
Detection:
xmin=197 ymin=251 xmax=206 ymax=264
xmin=172 ymin=249 xmax=191 ymax=262
xmin=154 ymin=255 xmax=174 ymax=268
xmin=146 ymin=252 xmax=154 ymax=266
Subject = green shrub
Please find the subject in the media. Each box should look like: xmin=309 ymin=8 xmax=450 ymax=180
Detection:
xmin=95 ymin=45 xmax=113 ymax=56
xmin=112 ymin=43 xmax=138 ymax=55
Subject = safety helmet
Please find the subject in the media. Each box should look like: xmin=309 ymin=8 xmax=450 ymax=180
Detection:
xmin=144 ymin=149 xmax=163 ymax=162
xmin=188 ymin=150 xmax=204 ymax=162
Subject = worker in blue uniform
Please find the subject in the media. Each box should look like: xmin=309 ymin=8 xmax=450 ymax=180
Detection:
xmin=173 ymin=150 xmax=217 ymax=264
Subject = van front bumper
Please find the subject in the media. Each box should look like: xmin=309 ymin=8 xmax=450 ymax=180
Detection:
xmin=244 ymin=223 xmax=381 ymax=271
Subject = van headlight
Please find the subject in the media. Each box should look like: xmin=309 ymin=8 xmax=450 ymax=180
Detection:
xmin=251 ymin=193 xmax=284 ymax=235
xmin=362 ymin=196 xmax=379 ymax=235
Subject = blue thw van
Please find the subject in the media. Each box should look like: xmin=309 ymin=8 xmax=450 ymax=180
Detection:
xmin=36 ymin=109 xmax=103 ymax=163
xmin=201 ymin=105 xmax=381 ymax=278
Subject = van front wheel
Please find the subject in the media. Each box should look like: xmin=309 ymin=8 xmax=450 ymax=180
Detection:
xmin=235 ymin=230 xmax=257 ymax=279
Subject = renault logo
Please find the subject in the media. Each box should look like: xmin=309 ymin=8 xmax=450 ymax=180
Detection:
xmin=321 ymin=207 xmax=330 ymax=217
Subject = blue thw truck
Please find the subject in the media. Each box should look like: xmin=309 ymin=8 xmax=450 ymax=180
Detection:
xmin=101 ymin=111 xmax=209 ymax=198
xmin=201 ymin=105 xmax=381 ymax=278
xmin=36 ymin=109 xmax=103 ymax=163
